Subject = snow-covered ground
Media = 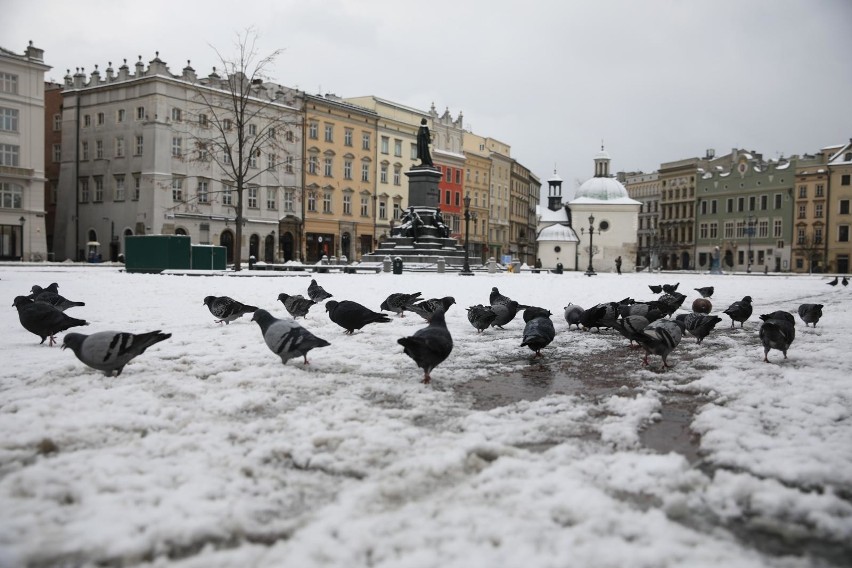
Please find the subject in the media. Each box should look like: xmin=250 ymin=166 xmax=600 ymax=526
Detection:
xmin=1 ymin=265 xmax=851 ymax=567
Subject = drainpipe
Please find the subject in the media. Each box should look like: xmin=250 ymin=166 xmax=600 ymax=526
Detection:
xmin=74 ymin=91 xmax=81 ymax=261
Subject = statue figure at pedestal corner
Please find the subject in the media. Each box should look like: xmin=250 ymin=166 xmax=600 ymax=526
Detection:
xmin=435 ymin=208 xmax=450 ymax=238
xmin=416 ymin=118 xmax=433 ymax=167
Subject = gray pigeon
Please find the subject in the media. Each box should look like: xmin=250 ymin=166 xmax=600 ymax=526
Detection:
xmin=797 ymin=304 xmax=823 ymax=327
xmin=62 ymin=330 xmax=171 ymax=376
xmin=618 ymin=301 xmax=665 ymax=323
xmin=723 ymin=296 xmax=753 ymax=328
xmin=33 ymin=291 xmax=85 ymax=312
xmin=694 ymin=286 xmax=714 ymax=298
xmin=657 ymin=292 xmax=687 ymax=317
xmin=307 ymin=279 xmax=333 ymax=302
xmin=326 ymin=300 xmax=391 ymax=334
xmin=490 ymin=287 xmax=527 ymax=328
xmin=581 ymin=302 xmax=619 ymax=331
xmin=408 ymin=296 xmax=456 ymax=321
xmin=675 ymin=313 xmax=723 ymax=344
xmin=564 ymin=304 xmax=585 ymax=330
xmin=467 ymin=304 xmax=497 ymax=333
xmin=634 ymin=318 xmax=685 ymax=368
xmin=398 ymin=309 xmax=453 ymax=384
xmin=759 ymin=311 xmax=796 ymax=363
xmin=252 ymin=309 xmax=330 ymax=365
xmin=278 ymin=293 xmax=316 ymax=319
xmin=203 ymin=295 xmax=258 ymax=324
xmin=380 ymin=292 xmax=422 ymax=317
xmin=520 ymin=307 xmax=556 ymax=356
xmin=13 ymin=296 xmax=88 ymax=346
xmin=612 ymin=315 xmax=650 ymax=347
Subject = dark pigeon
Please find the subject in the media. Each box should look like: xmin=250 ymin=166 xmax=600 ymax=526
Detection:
xmin=827 ymin=276 xmax=838 ymax=286
xmin=28 ymin=282 xmax=59 ymax=299
xmin=520 ymin=307 xmax=556 ymax=357
xmin=634 ymin=318 xmax=685 ymax=369
xmin=657 ymin=292 xmax=687 ymax=317
xmin=467 ymin=304 xmax=497 ymax=333
xmin=307 ymin=279 xmax=333 ymax=302
xmin=723 ymin=296 xmax=753 ymax=328
xmin=675 ymin=313 xmax=723 ymax=344
xmin=579 ymin=303 xmax=610 ymax=332
xmin=13 ymin=296 xmax=88 ymax=346
xmin=380 ymin=292 xmax=422 ymax=317
xmin=326 ymin=300 xmax=391 ymax=334
xmin=694 ymin=286 xmax=714 ymax=299
xmin=252 ymin=309 xmax=330 ymax=365
xmin=648 ymin=284 xmax=663 ymax=294
xmin=612 ymin=315 xmax=651 ymax=347
xmin=278 ymin=293 xmax=316 ymax=319
xmin=203 ymin=295 xmax=258 ymax=324
xmin=662 ymin=282 xmax=680 ymax=294
xmin=489 ymin=287 xmax=528 ymax=328
xmin=564 ymin=304 xmax=585 ymax=330
xmin=408 ymin=296 xmax=456 ymax=321
xmin=33 ymin=291 xmax=85 ymax=312
xmin=62 ymin=330 xmax=171 ymax=376
xmin=759 ymin=311 xmax=796 ymax=363
xmin=398 ymin=309 xmax=453 ymax=384
xmin=843 ymin=276 xmax=849 ymax=287
xmin=618 ymin=301 xmax=665 ymax=323
xmin=797 ymin=304 xmax=823 ymax=328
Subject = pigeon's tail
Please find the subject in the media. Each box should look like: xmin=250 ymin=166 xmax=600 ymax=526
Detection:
xmin=244 ymin=305 xmax=259 ymax=313
xmin=68 ymin=301 xmax=86 ymax=308
xmin=136 ymin=330 xmax=172 ymax=352
xmin=372 ymin=314 xmax=392 ymax=324
xmin=62 ymin=317 xmax=89 ymax=332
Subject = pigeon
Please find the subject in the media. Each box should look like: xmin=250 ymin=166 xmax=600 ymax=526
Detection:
xmin=62 ymin=330 xmax=171 ymax=376
xmin=662 ymin=282 xmax=680 ymax=294
xmin=325 ymin=300 xmax=391 ymax=334
xmin=759 ymin=311 xmax=796 ymax=363
xmin=843 ymin=276 xmax=849 ymax=287
xmin=408 ymin=296 xmax=456 ymax=321
xmin=796 ymin=304 xmax=823 ymax=328
xmin=657 ymin=292 xmax=687 ymax=317
xmin=723 ymin=296 xmax=753 ymax=328
xmin=398 ymin=309 xmax=453 ymax=384
xmin=648 ymin=284 xmax=663 ymax=294
xmin=380 ymin=292 xmax=422 ymax=317
xmin=618 ymin=301 xmax=665 ymax=323
xmin=694 ymin=286 xmax=714 ymax=299
xmin=28 ymin=282 xmax=59 ymax=299
xmin=252 ymin=309 xmax=330 ymax=364
xmin=520 ymin=307 xmax=556 ymax=357
xmin=467 ymin=304 xmax=497 ymax=333
xmin=579 ymin=303 xmax=610 ymax=332
xmin=634 ymin=318 xmax=685 ymax=368
xmin=203 ymin=295 xmax=258 ymax=324
xmin=13 ymin=296 xmax=88 ymax=346
xmin=827 ymin=276 xmax=838 ymax=286
xmin=675 ymin=313 xmax=723 ymax=344
xmin=612 ymin=315 xmax=650 ymax=347
xmin=307 ymin=279 xmax=333 ymax=302
xmin=33 ymin=291 xmax=85 ymax=312
xmin=277 ymin=293 xmax=316 ymax=319
xmin=563 ymin=304 xmax=585 ymax=330
xmin=489 ymin=287 xmax=526 ymax=329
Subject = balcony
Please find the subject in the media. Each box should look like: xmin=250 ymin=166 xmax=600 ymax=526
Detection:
xmin=0 ymin=165 xmax=35 ymax=179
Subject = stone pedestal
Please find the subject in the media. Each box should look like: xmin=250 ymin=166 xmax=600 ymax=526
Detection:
xmin=405 ymin=166 xmax=442 ymax=207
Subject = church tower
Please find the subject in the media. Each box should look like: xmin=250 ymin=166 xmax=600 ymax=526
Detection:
xmin=547 ymin=170 xmax=564 ymax=211
xmin=594 ymin=145 xmax=611 ymax=177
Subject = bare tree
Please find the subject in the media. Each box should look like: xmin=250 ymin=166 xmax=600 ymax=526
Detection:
xmin=181 ymin=29 xmax=301 ymax=270
xmin=794 ymin=233 xmax=824 ymax=274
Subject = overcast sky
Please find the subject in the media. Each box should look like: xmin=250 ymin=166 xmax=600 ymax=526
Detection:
xmin=6 ymin=0 xmax=852 ymax=196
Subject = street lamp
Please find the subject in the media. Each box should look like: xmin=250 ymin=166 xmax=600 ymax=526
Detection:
xmin=580 ymin=213 xmax=597 ymax=276
xmin=460 ymin=192 xmax=474 ymax=276
xmin=19 ymin=216 xmax=25 ymax=261
xmin=746 ymin=213 xmax=755 ymax=273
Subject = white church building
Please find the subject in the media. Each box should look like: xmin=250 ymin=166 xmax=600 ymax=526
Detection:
xmin=537 ymin=148 xmax=640 ymax=273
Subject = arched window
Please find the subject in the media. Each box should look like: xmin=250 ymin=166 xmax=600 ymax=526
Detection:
xmin=220 ymin=230 xmax=234 ymax=263
xmin=175 ymin=227 xmax=187 ymax=236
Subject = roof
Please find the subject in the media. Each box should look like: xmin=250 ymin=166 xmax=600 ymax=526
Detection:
xmin=537 ymin=223 xmax=579 ymax=242
xmin=570 ymin=196 xmax=642 ymax=206
xmin=539 ymin=207 xmax=569 ymax=223
xmin=573 ymin=176 xmax=630 ymax=201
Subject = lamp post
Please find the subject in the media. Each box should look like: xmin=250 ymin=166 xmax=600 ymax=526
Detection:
xmin=746 ymin=214 xmax=755 ymax=273
xmin=460 ymin=192 xmax=474 ymax=276
xmin=19 ymin=216 xmax=26 ymax=261
xmin=581 ymin=213 xmax=597 ymax=276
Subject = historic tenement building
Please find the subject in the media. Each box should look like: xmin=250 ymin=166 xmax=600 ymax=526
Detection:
xmin=622 ymin=171 xmax=661 ymax=269
xmin=824 ymin=140 xmax=852 ymax=274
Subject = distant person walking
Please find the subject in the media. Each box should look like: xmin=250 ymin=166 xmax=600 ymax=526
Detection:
xmin=615 ymin=255 xmax=622 ymax=275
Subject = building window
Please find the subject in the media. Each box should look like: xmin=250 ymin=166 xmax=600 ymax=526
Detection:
xmin=726 ymin=198 xmax=733 ymax=213
xmin=758 ymin=220 xmax=768 ymax=238
xmin=53 ymin=113 xmax=61 ymax=131
xmin=115 ymin=137 xmax=125 ymax=158
xmin=324 ymin=124 xmax=334 ymax=142
xmin=774 ymin=193 xmax=782 ymax=209
xmin=393 ymin=165 xmax=401 ymax=186
xmin=760 ymin=195 xmax=768 ymax=210
xmin=814 ymin=227 xmax=823 ymax=244
xmin=842 ymin=175 xmax=851 ymax=187
xmin=93 ymin=176 xmax=104 ymax=202
xmin=393 ymin=203 xmax=401 ymax=220
xmin=410 ymin=143 xmax=417 ymax=160
xmin=96 ymin=140 xmax=104 ymax=159
xmin=798 ymin=185 xmax=807 ymax=198
xmin=362 ymin=132 xmax=370 ymax=150
xmin=223 ymin=119 xmax=232 ymax=131
xmin=307 ymin=192 xmax=317 ymax=212
xmin=285 ymin=156 xmax=294 ymax=173
xmin=283 ymin=190 xmax=294 ymax=212
xmin=0 ymin=182 xmax=23 ymax=208
xmin=171 ymin=108 xmax=182 ymax=122
xmin=839 ymin=225 xmax=849 ymax=243
xmin=381 ymin=136 xmax=389 ymax=154
xmin=197 ymin=180 xmax=209 ymax=204
xmin=773 ymin=219 xmax=782 ymax=238
xmin=379 ymin=200 xmax=386 ymax=219
xmin=322 ymin=192 xmax=332 ymax=213
xmin=797 ymin=204 xmax=806 ymax=219
xmin=724 ymin=221 xmax=734 ymax=239
xmin=344 ymin=160 xmax=352 ymax=180
xmin=135 ymin=135 xmax=143 ymax=155
xmin=133 ymin=174 xmax=140 ymax=200
xmin=136 ymin=106 xmax=145 ymax=120
xmin=815 ymin=203 xmax=823 ymax=218
xmin=97 ymin=112 xmax=105 ymax=126
xmin=709 ymin=222 xmax=718 ymax=239
xmin=815 ymin=183 xmax=825 ymax=196
xmin=171 ymin=177 xmax=183 ymax=201
xmin=198 ymin=113 xmax=208 ymax=127
xmin=267 ymin=187 xmax=276 ymax=210
xmin=249 ymin=152 xmax=258 ymax=169
xmin=308 ymin=122 xmax=318 ymax=139
xmin=445 ymin=190 xmax=451 ymax=205
xmin=840 ymin=200 xmax=850 ymax=215
xmin=0 ymin=72 xmax=19 ymax=94
xmin=248 ymin=123 xmax=257 ymax=136
xmin=114 ymin=175 xmax=126 ymax=201
xmin=52 ymin=144 xmax=61 ymax=163
xmin=380 ymin=163 xmax=388 ymax=183
xmin=456 ymin=170 xmax=461 ymax=184
xmin=360 ymin=195 xmax=369 ymax=216
xmin=247 ymin=186 xmax=258 ymax=208
xmin=116 ymin=109 xmax=125 ymax=123
xmin=78 ymin=178 xmax=89 ymax=202
xmin=445 ymin=168 xmax=452 ymax=182
xmin=700 ymin=201 xmax=707 ymax=215
xmin=394 ymin=139 xmax=402 ymax=157
xmin=84 ymin=114 xmax=91 ymax=127
xmin=699 ymin=223 xmax=708 ymax=239
xmin=361 ymin=163 xmax=370 ymax=182
xmin=267 ymin=153 xmax=276 ymax=170
xmin=737 ymin=197 xmax=744 ymax=212
xmin=711 ymin=199 xmax=717 ymax=214
xmin=343 ymin=193 xmax=352 ymax=215
xmin=222 ymin=183 xmax=232 ymax=206
xmin=308 ymin=156 xmax=318 ymax=175
xmin=324 ymin=157 xmax=333 ymax=177
xmin=0 ymin=107 xmax=18 ymax=132
xmin=171 ymin=137 xmax=182 ymax=157
xmin=455 ymin=192 xmax=460 ymax=206
xmin=344 ymin=128 xmax=353 ymax=146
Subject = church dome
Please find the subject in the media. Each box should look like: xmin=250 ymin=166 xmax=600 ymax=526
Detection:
xmin=538 ymin=223 xmax=578 ymax=242
xmin=574 ymin=176 xmax=629 ymax=201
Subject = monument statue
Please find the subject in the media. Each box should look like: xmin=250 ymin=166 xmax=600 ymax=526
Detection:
xmin=416 ymin=118 xmax=433 ymax=167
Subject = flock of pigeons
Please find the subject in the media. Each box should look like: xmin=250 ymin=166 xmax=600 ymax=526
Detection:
xmin=12 ymin=275 xmax=836 ymax=382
